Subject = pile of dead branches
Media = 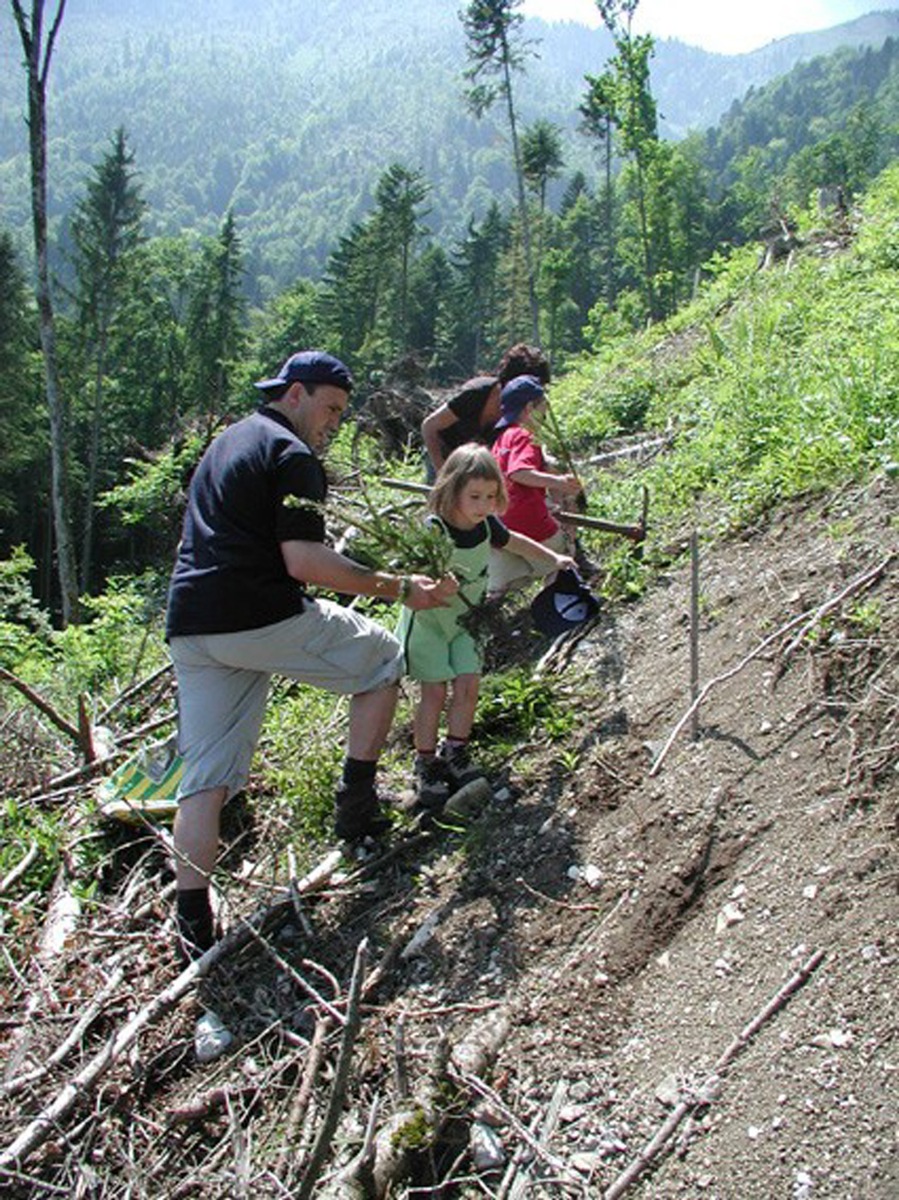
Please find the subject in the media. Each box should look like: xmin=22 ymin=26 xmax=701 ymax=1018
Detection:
xmin=0 ymin=818 xmax=526 ymax=1199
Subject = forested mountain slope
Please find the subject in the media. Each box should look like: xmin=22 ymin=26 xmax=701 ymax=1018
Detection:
xmin=0 ymin=0 xmax=896 ymax=284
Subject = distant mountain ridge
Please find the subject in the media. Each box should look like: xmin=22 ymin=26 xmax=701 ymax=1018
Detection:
xmin=529 ymin=9 xmax=899 ymax=136
xmin=0 ymin=1 xmax=895 ymax=289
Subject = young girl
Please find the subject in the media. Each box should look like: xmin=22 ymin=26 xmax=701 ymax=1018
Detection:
xmin=489 ymin=375 xmax=583 ymax=596
xmin=397 ymin=443 xmax=575 ymax=813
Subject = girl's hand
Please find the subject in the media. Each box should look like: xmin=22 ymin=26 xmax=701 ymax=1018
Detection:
xmin=405 ymin=573 xmax=459 ymax=609
xmin=552 ymin=554 xmax=577 ymax=574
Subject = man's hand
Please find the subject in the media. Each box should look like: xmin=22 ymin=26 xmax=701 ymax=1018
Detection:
xmin=405 ymin=574 xmax=458 ymax=609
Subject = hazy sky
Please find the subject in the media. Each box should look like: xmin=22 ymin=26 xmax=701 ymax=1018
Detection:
xmin=521 ymin=1 xmax=891 ymax=54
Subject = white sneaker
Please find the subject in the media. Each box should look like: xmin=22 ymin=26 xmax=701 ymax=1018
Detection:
xmin=194 ymin=1009 xmax=234 ymax=1063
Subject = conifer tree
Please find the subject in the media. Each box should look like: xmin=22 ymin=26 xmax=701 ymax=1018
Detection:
xmin=69 ymin=127 xmax=145 ymax=591
xmin=450 ymin=202 xmax=508 ymax=372
xmin=0 ymin=231 xmax=44 ymax=555
xmin=186 ymin=209 xmax=246 ymax=428
xmin=374 ymin=164 xmax=431 ymax=352
xmin=521 ymin=119 xmax=564 ymax=216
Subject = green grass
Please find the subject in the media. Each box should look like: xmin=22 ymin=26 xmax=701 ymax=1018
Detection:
xmin=553 ymin=163 xmax=899 ymax=573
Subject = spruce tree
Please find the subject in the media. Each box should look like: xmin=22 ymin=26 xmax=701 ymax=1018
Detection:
xmin=186 ymin=210 xmax=246 ymax=429
xmin=69 ymin=127 xmax=145 ymax=591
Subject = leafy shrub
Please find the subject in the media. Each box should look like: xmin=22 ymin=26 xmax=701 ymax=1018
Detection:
xmin=0 ymin=547 xmax=53 ymax=671
xmin=52 ymin=573 xmax=168 ymax=698
xmin=258 ymin=684 xmax=347 ymax=841
xmin=474 ymin=669 xmax=574 ymax=744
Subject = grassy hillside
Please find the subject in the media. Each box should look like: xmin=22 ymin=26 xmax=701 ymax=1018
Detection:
xmin=551 ymin=162 xmax=899 ymax=592
xmin=0 ymin=162 xmax=896 ymax=839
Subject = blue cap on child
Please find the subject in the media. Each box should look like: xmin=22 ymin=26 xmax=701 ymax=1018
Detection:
xmin=495 ymin=375 xmax=544 ymax=429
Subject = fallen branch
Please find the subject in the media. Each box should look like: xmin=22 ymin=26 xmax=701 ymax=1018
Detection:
xmin=0 ymin=842 xmax=39 ymax=895
xmin=0 ymin=667 xmax=82 ymax=748
xmin=166 ymin=1081 xmax=263 ymax=1125
xmin=0 ymin=849 xmax=344 ymax=1170
xmin=649 ymin=567 xmax=874 ymax=776
xmin=247 ymin=925 xmax=347 ymax=1026
xmin=499 ymin=1076 xmax=568 ymax=1200
xmin=0 ymin=964 xmax=126 ymax=1100
xmin=294 ymin=938 xmax=368 ymax=1200
xmin=449 ymin=1067 xmax=569 ymax=1179
xmin=777 ymin=553 xmax=893 ymax=668
xmin=585 ymin=435 xmax=672 ymax=468
xmin=516 ymin=875 xmax=604 ymax=914
xmin=603 ymin=949 xmax=825 ymax=1199
xmin=99 ymin=662 xmax=173 ymax=723
xmin=277 ymin=1015 xmax=332 ymax=1178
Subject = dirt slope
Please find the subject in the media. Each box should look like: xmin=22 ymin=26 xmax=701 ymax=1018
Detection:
xmin=353 ymin=473 xmax=896 ymax=1199
xmin=1 ymin=476 xmax=895 ymax=1198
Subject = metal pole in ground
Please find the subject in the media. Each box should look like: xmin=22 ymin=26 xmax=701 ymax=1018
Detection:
xmin=690 ymin=530 xmax=700 ymax=742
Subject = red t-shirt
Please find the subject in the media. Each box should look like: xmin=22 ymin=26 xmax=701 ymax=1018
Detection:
xmin=491 ymin=425 xmax=559 ymax=543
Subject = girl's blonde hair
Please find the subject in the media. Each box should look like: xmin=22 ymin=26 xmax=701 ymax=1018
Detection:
xmin=429 ymin=443 xmax=508 ymax=521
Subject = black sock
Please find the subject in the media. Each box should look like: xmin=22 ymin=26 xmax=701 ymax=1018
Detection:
xmin=177 ymin=888 xmax=214 ymax=960
xmin=340 ymin=758 xmax=377 ymax=792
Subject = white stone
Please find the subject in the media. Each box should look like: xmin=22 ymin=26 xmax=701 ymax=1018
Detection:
xmin=655 ymin=1075 xmax=681 ymax=1107
xmin=470 ymin=1121 xmax=506 ymax=1170
xmin=583 ymin=863 xmax=603 ymax=889
xmin=715 ymin=901 xmax=745 ymax=934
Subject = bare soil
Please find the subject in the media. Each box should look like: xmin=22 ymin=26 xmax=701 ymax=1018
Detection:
xmin=1 ymin=475 xmax=896 ymax=1199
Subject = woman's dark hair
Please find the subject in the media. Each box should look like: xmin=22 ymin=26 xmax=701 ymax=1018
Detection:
xmin=497 ymin=343 xmax=551 ymax=386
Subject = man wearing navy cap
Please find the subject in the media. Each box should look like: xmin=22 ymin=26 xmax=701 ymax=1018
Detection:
xmin=166 ymin=351 xmax=456 ymax=1052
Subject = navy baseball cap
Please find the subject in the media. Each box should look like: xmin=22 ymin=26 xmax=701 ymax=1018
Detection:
xmin=254 ymin=350 xmax=354 ymax=394
xmin=530 ymin=569 xmax=600 ymax=638
xmin=495 ymin=374 xmax=544 ymax=429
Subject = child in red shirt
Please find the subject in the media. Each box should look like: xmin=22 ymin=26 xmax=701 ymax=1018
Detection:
xmin=489 ymin=376 xmax=582 ymax=595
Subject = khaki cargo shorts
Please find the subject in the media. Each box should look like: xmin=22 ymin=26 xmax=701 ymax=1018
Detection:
xmin=169 ymin=598 xmax=403 ymax=802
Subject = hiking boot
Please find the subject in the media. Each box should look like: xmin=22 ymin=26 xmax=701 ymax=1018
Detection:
xmin=333 ymin=784 xmax=392 ymax=843
xmin=440 ymin=743 xmax=486 ymax=792
xmin=413 ymin=755 xmax=451 ymax=815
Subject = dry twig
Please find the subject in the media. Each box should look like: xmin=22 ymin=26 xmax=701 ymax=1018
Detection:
xmin=602 ymin=949 xmax=825 ymax=1198
xmin=650 ymin=555 xmax=893 ymax=776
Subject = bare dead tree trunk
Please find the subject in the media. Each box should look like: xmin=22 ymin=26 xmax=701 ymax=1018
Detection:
xmin=11 ymin=0 xmax=78 ymax=625
xmin=80 ymin=328 xmax=107 ymax=593
xmin=502 ymin=50 xmax=540 ymax=344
